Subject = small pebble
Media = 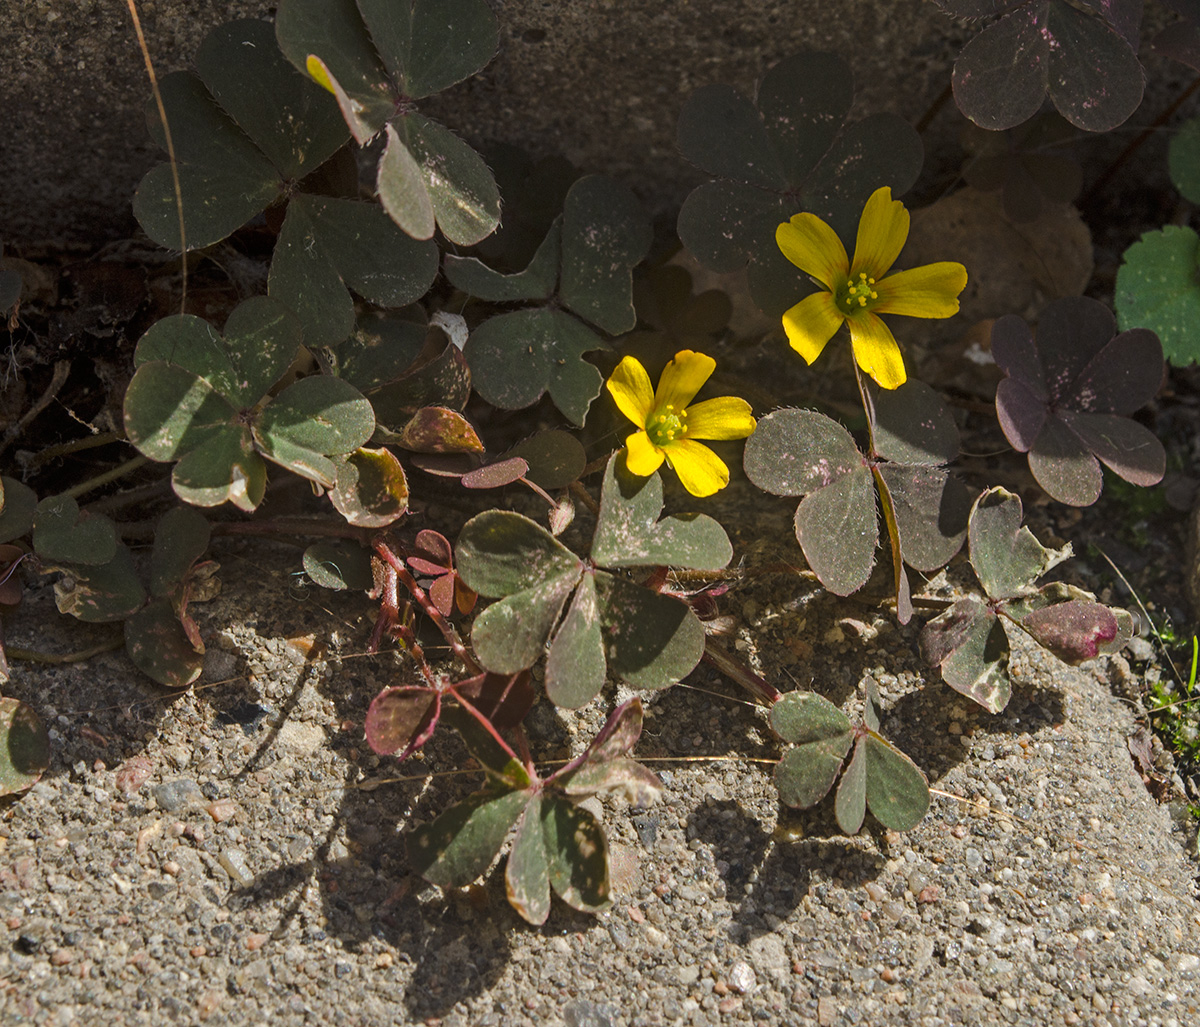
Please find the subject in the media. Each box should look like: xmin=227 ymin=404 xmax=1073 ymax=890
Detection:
xmin=728 ymin=961 xmax=755 ymax=994
xmin=244 ymin=932 xmax=268 ymax=951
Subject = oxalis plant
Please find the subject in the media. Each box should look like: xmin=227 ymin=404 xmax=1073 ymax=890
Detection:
xmin=0 ymin=0 xmax=1182 ymax=926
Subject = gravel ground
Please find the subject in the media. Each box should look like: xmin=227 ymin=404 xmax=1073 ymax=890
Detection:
xmin=1 ymin=500 xmax=1199 ymax=1027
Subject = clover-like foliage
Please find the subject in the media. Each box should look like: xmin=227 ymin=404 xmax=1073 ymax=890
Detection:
xmin=124 ymin=297 xmax=376 ymax=514
xmin=676 ymin=51 xmax=922 ymax=318
xmin=770 ymin=683 xmax=929 ymax=835
xmin=994 ymin=297 xmax=1165 ymax=506
xmin=937 ymin=0 xmax=1144 ymax=132
xmin=960 ymin=115 xmax=1082 ymax=223
xmin=743 ymin=381 xmax=971 ymax=622
xmin=365 ymin=669 xmax=533 ymax=762
xmin=407 ymin=699 xmax=660 ymax=925
xmin=1116 ymin=226 xmax=1200 ymax=368
xmin=34 ymin=501 xmax=217 ymax=688
xmin=276 ymin=0 xmax=502 ymax=246
xmin=455 ymin=454 xmax=730 ymax=708
xmin=133 ymin=19 xmax=439 ymax=347
xmin=445 ymin=174 xmax=652 ymax=425
xmin=920 ymin=488 xmax=1133 ymax=713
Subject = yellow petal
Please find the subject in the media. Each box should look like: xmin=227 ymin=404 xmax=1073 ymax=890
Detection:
xmin=776 ymin=213 xmax=849 ymax=290
xmin=684 ymin=397 xmax=756 ymax=440
xmin=607 ymin=355 xmax=655 ymax=428
xmin=624 ymin=431 xmax=665 ymax=477
xmin=848 ymin=313 xmax=907 ymax=390
xmin=873 ymin=262 xmax=968 ymax=319
xmin=654 ymin=350 xmax=715 ymax=412
xmin=782 ymin=292 xmax=844 ymax=365
xmin=849 ymin=187 xmax=909 ymax=280
xmin=662 ymin=439 xmax=730 ymax=497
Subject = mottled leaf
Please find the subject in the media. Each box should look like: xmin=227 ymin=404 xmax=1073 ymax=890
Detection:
xmin=407 ymin=786 xmax=527 ymax=888
xmin=770 ymin=692 xmax=852 ymax=809
xmin=32 ymin=495 xmax=118 ymax=567
xmin=329 ymin=446 xmax=409 ymax=527
xmin=465 ymin=308 xmax=606 ymax=425
xmin=125 ymin=597 xmax=205 ymax=688
xmin=592 ymin=453 xmax=732 ymax=572
xmin=0 ymin=699 xmax=50 ymax=797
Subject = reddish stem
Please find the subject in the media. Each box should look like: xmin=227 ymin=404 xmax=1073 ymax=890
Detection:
xmin=373 ymin=540 xmax=482 ymax=676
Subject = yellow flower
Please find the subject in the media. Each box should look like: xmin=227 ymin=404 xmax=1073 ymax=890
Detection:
xmin=606 ymin=351 xmax=756 ymax=497
xmin=776 ymin=187 xmax=968 ymax=390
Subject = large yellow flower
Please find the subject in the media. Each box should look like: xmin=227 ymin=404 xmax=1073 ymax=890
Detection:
xmin=776 ymin=187 xmax=968 ymax=390
xmin=606 ymin=351 xmax=756 ymax=497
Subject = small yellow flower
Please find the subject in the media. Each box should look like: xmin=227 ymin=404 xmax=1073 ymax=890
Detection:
xmin=606 ymin=351 xmax=756 ymax=497
xmin=776 ymin=187 xmax=968 ymax=390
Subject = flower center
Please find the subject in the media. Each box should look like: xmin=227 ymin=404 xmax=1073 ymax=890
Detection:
xmin=646 ymin=405 xmax=687 ymax=448
xmin=836 ymin=271 xmax=879 ymax=315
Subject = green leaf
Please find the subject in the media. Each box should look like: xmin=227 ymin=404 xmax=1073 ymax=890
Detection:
xmin=254 ymin=375 xmax=375 ymax=486
xmin=378 ymin=124 xmax=436 ymax=240
xmin=393 ymin=113 xmax=501 ymax=246
xmin=506 ymin=797 xmax=552 ymax=925
xmin=407 ymin=786 xmax=528 ymax=889
xmin=444 ymin=218 xmax=562 ymax=302
xmin=360 ymin=0 xmax=499 ymax=100
xmin=592 ymin=453 xmax=733 ymax=571
xmin=32 ymin=495 xmax=118 ymax=567
xmin=503 ymin=430 xmax=587 ymax=491
xmin=968 ymin=487 xmax=1055 ymax=599
xmin=769 ymin=692 xmax=853 ymax=809
xmin=170 ymin=425 xmax=267 ymax=511
xmin=135 ymin=297 xmax=302 ymax=408
xmin=303 ymin=540 xmax=374 ymax=590
xmin=834 ymin=738 xmax=868 ymax=835
xmin=133 ymin=72 xmax=280 ymax=250
xmin=470 ymin=571 xmax=580 ymax=675
xmin=1116 ymin=226 xmax=1200 ymax=367
xmin=269 ymin=194 xmax=439 ymax=347
xmin=125 ymin=597 xmax=205 ymax=688
xmin=920 ymin=597 xmax=1012 ymax=713
xmin=456 ymin=510 xmax=583 ymax=598
xmin=328 ymin=447 xmax=409 ymax=527
xmin=1170 ymin=115 xmax=1200 ymax=204
xmin=542 ymin=796 xmax=612 ymax=914
xmin=465 ymin=308 xmax=606 ymax=426
xmin=331 ymin=309 xmax=428 ymax=393
xmin=559 ymin=758 xmax=662 ymax=807
xmin=276 ymin=0 xmax=394 ymax=141
xmin=195 ymin=19 xmax=348 ymax=181
xmin=596 ymin=572 xmax=706 ymax=691
xmin=747 ymin=401 xmax=965 ymax=597
xmin=52 ymin=546 xmax=147 ymax=623
xmin=0 ymin=699 xmax=50 ymax=797
xmin=862 ymin=731 xmax=930 ymax=832
xmin=123 ymin=362 xmax=236 ymax=464
xmin=560 ymin=176 xmax=652 ymax=334
xmin=149 ymin=507 xmax=211 ymax=597
xmin=545 ymin=570 xmax=606 ymax=709
xmin=366 ymin=338 xmax=473 ymax=426
xmin=0 ymin=477 xmax=38 ymax=544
